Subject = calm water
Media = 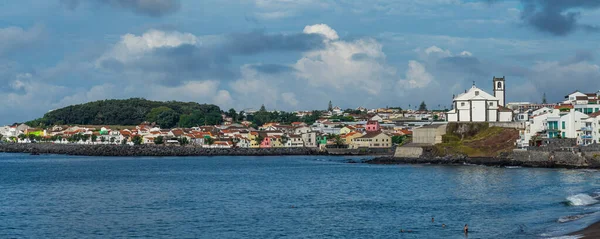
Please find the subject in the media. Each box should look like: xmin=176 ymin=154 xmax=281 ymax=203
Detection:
xmin=0 ymin=153 xmax=599 ymax=239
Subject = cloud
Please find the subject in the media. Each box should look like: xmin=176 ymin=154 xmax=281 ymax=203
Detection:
xmin=303 ymin=24 xmax=339 ymax=41
xmin=0 ymin=25 xmax=45 ymax=56
xmin=96 ymin=29 xmax=326 ymax=86
xmin=60 ymin=0 xmax=181 ymax=17
xmin=294 ymin=26 xmax=393 ymax=95
xmin=281 ymin=92 xmax=299 ymax=106
xmin=397 ymin=60 xmax=434 ymax=89
xmin=249 ymin=64 xmax=296 ymax=74
xmin=488 ymin=0 xmax=600 ymax=36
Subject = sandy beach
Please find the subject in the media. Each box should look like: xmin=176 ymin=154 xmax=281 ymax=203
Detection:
xmin=570 ymin=221 xmax=600 ymax=238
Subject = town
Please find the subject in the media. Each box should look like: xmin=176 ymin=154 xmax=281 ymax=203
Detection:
xmin=1 ymin=76 xmax=599 ymax=152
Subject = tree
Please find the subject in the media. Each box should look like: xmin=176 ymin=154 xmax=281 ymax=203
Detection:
xmin=178 ymin=137 xmax=189 ymax=146
xmin=110 ymin=137 xmax=116 ymax=144
xmin=146 ymin=106 xmax=174 ymax=123
xmin=333 ymin=135 xmax=345 ymax=147
xmin=542 ymin=93 xmax=547 ymax=104
xmin=132 ymin=135 xmax=143 ymax=145
xmin=156 ymin=109 xmax=180 ymax=129
xmin=101 ymin=137 xmax=106 ymax=143
xmin=154 ymin=136 xmax=164 ymax=145
xmin=392 ymin=135 xmax=406 ymax=145
xmin=204 ymin=137 xmax=214 ymax=146
xmin=328 ymin=100 xmax=333 ymax=112
xmin=259 ymin=104 xmax=267 ymax=112
xmin=419 ymin=101 xmax=428 ymax=111
xmin=28 ymin=134 xmax=36 ymax=142
xmin=91 ymin=134 xmax=98 ymax=144
xmin=120 ymin=137 xmax=127 ymax=145
xmin=18 ymin=134 xmax=26 ymax=141
xmin=81 ymin=134 xmax=90 ymax=143
xmin=227 ymin=108 xmax=237 ymax=120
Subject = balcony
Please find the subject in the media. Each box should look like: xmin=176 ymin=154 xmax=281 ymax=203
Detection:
xmin=581 ymin=135 xmax=593 ymax=139
xmin=581 ymin=127 xmax=593 ymax=132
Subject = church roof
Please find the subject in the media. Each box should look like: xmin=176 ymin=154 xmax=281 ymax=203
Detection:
xmin=453 ymin=85 xmax=499 ymax=101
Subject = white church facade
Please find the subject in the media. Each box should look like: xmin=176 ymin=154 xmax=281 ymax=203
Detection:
xmin=446 ymin=77 xmax=513 ymax=122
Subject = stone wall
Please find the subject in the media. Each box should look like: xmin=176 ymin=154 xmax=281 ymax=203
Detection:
xmin=413 ymin=124 xmax=447 ymax=145
xmin=394 ymin=146 xmax=423 ymax=158
xmin=489 ymin=122 xmax=526 ymax=129
xmin=0 ymin=143 xmax=323 ymax=157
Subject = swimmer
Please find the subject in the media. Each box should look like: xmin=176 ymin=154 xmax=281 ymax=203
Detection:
xmin=432 ymin=217 xmax=434 ymax=223
xmin=464 ymin=224 xmax=469 ymax=234
xmin=400 ymin=229 xmax=404 ymax=233
xmin=442 ymin=224 xmax=446 ymax=228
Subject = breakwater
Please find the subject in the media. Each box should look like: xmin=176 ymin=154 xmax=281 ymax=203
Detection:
xmin=0 ymin=143 xmax=324 ymax=157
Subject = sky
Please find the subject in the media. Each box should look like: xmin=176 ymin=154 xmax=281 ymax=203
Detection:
xmin=2 ymin=0 xmax=600 ymax=124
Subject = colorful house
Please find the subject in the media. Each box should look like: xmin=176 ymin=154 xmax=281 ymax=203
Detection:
xmin=365 ymin=120 xmax=380 ymax=132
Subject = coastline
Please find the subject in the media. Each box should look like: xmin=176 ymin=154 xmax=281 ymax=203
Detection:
xmin=570 ymin=221 xmax=600 ymax=238
xmin=365 ymin=156 xmax=600 ymax=169
xmin=0 ymin=142 xmax=393 ymax=157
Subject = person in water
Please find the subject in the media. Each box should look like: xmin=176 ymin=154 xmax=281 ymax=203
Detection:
xmin=464 ymin=224 xmax=469 ymax=234
xmin=442 ymin=224 xmax=446 ymax=228
xmin=431 ymin=217 xmax=434 ymax=223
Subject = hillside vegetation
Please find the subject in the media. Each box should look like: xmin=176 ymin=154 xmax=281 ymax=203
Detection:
xmin=434 ymin=123 xmax=519 ymax=157
xmin=26 ymin=98 xmax=223 ymax=128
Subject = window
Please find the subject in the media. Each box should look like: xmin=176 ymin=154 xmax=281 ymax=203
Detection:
xmin=562 ymin=122 xmax=565 ymax=129
xmin=475 ymin=91 xmax=479 ymax=96
xmin=562 ymin=132 xmax=566 ymax=138
xmin=489 ymin=102 xmax=493 ymax=106
xmin=497 ymin=82 xmax=502 ymax=89
xmin=461 ymin=102 xmax=465 ymax=106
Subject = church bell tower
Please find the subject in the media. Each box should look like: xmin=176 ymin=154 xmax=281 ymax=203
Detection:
xmin=493 ymin=76 xmax=505 ymax=106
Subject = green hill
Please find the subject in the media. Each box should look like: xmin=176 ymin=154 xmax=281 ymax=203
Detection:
xmin=26 ymin=98 xmax=223 ymax=128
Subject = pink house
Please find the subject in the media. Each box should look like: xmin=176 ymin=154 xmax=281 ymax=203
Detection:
xmin=260 ymin=136 xmax=272 ymax=148
xmin=365 ymin=120 xmax=380 ymax=132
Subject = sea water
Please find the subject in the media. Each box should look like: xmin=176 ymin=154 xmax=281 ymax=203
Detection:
xmin=0 ymin=153 xmax=599 ymax=239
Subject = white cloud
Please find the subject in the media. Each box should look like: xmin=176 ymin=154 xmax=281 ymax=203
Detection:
xmin=397 ymin=60 xmax=434 ymax=89
xmin=0 ymin=25 xmax=44 ymax=56
xmin=98 ymin=29 xmax=198 ymax=64
xmin=212 ymin=90 xmax=234 ymax=109
xmin=303 ymin=24 xmax=339 ymax=41
xmin=293 ymin=30 xmax=393 ymax=95
xmin=281 ymin=92 xmax=298 ymax=106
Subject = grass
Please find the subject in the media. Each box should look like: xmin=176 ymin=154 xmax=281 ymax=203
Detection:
xmin=434 ymin=125 xmax=519 ymax=157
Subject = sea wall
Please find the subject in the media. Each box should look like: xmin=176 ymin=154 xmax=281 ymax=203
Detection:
xmin=0 ymin=143 xmax=323 ymax=157
xmin=370 ymin=145 xmax=600 ymax=168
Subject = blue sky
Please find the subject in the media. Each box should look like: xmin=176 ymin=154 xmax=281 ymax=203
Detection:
xmin=2 ymin=0 xmax=600 ymax=124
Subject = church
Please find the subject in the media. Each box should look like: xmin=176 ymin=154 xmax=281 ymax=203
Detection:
xmin=446 ymin=77 xmax=513 ymax=122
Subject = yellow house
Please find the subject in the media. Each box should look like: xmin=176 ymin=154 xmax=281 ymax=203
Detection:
xmin=343 ymin=132 xmax=364 ymax=148
xmin=339 ymin=125 xmax=357 ymax=135
xmin=351 ymin=132 xmax=392 ymax=148
xmin=248 ymin=131 xmax=261 ymax=148
xmin=270 ymin=135 xmax=284 ymax=148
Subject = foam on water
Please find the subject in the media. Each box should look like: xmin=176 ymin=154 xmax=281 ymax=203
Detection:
xmin=566 ymin=194 xmax=599 ymax=206
xmin=544 ymin=236 xmax=583 ymax=239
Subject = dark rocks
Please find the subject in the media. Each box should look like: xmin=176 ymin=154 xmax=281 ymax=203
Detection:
xmin=0 ymin=143 xmax=324 ymax=157
xmin=366 ymin=155 xmax=600 ymax=169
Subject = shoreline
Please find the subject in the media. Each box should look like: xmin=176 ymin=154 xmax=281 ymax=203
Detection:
xmin=570 ymin=221 xmax=600 ymax=238
xmin=365 ymin=156 xmax=600 ymax=169
xmin=0 ymin=143 xmax=392 ymax=157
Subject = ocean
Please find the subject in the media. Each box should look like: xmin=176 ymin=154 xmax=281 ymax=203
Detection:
xmin=0 ymin=153 xmax=598 ymax=238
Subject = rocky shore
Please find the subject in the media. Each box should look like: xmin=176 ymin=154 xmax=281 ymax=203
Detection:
xmin=366 ymin=155 xmax=600 ymax=169
xmin=0 ymin=143 xmax=325 ymax=157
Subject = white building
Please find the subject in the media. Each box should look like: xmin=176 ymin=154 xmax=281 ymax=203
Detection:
xmin=446 ymin=77 xmax=512 ymax=122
